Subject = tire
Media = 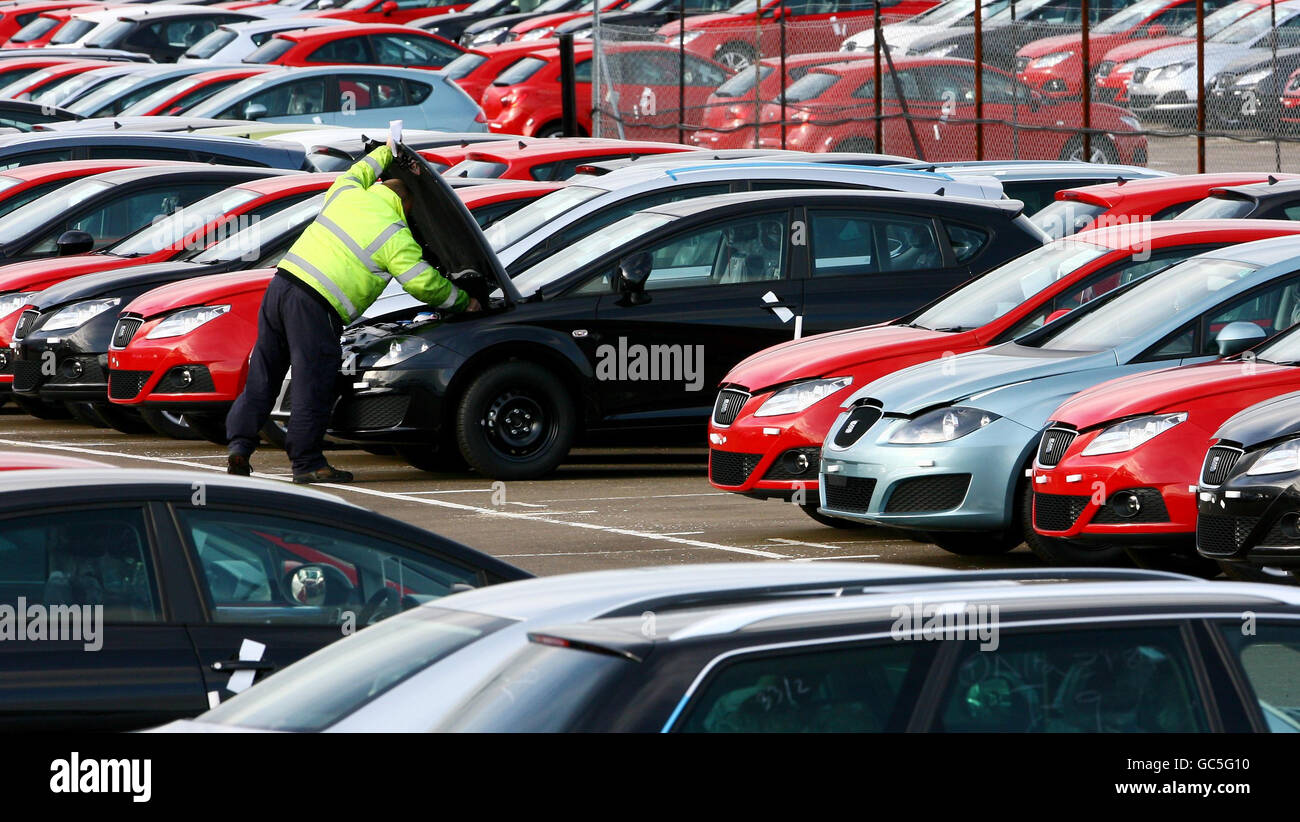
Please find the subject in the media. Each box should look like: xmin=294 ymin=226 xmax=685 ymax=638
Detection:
xmin=534 ymin=122 xmax=565 ymax=138
xmin=261 ymin=419 xmax=287 ymax=449
xmin=65 ymin=401 xmax=109 ymax=428
xmin=139 ymin=407 xmax=200 ymax=440
xmin=715 ymin=41 xmax=757 ymax=71
xmin=93 ymin=402 xmax=154 ymax=435
xmin=800 ymin=502 xmax=864 ymax=529
xmin=1125 ymin=546 xmax=1221 ymax=578
xmin=1059 ymin=134 xmax=1119 ymax=164
xmin=14 ymin=396 xmax=70 ymax=420
xmin=454 ymin=360 xmax=576 ymax=480
xmin=833 ymin=137 xmax=877 ymax=154
xmin=183 ymin=412 xmax=230 ymax=445
xmin=396 ymin=442 xmax=468 ymax=473
xmin=1022 ymin=483 xmax=1131 ymax=566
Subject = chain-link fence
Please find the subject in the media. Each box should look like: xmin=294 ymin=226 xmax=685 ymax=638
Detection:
xmin=587 ymin=0 xmax=1300 ymax=173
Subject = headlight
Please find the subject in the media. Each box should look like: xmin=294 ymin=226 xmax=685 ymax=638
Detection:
xmin=888 ymin=406 xmax=1000 ymax=444
xmin=0 ymin=291 xmax=36 ymax=318
xmin=1247 ymin=439 xmax=1300 ymax=476
xmin=924 ymin=43 xmax=959 ymax=58
xmin=1117 ymin=61 xmax=1134 ymax=74
xmin=363 ymin=336 xmax=430 ymax=368
xmin=1157 ymin=61 xmax=1193 ymax=80
xmin=470 ymin=26 xmax=507 ymax=45
xmin=145 ymin=304 xmax=230 ymax=340
xmin=1236 ymin=68 xmax=1271 ymax=87
xmin=1119 ymin=114 xmax=1140 ymax=130
xmin=1080 ymin=412 xmax=1186 ymax=456
xmin=671 ymin=30 xmax=702 ymax=44
xmin=519 ymin=26 xmax=553 ymax=40
xmin=41 ymin=298 xmax=120 ymax=332
xmin=1029 ymin=51 xmax=1072 ymax=69
xmin=754 ymin=377 xmax=852 ymax=417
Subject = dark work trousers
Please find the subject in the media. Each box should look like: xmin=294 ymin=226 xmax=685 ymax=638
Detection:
xmin=226 ymin=271 xmax=344 ymax=475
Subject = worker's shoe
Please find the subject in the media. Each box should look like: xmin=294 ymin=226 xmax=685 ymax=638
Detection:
xmin=227 ymin=454 xmax=252 ymax=476
xmin=293 ymin=465 xmax=354 ymax=484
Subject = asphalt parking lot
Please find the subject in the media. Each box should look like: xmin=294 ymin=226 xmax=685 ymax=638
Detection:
xmin=0 ymin=405 xmax=1054 ymax=577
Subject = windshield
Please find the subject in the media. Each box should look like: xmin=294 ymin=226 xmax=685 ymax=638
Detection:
xmin=713 ymin=64 xmax=773 ymax=97
xmin=1038 ymin=257 xmax=1261 ymax=351
xmin=66 ymin=73 xmax=157 ymax=117
xmin=32 ymin=70 xmax=114 ymax=108
xmin=1210 ymin=7 xmax=1285 ymax=43
xmin=85 ymin=18 xmax=133 ymax=48
xmin=109 ymin=188 xmax=261 ymax=259
xmin=1181 ymin=0 xmax=1264 ymax=37
xmin=200 ymin=606 xmax=515 ymax=732
xmin=784 ymin=71 xmax=838 ymax=102
xmin=0 ymin=179 xmax=112 ymax=245
xmin=185 ymin=27 xmax=238 ymax=59
xmin=912 ymin=0 xmax=1009 ymax=25
xmin=190 ymin=194 xmax=322 ymax=263
xmin=10 ymin=15 xmax=60 ymax=44
xmin=0 ymin=68 xmax=53 ymax=98
xmin=1255 ymin=323 xmax=1300 ymax=362
xmin=512 ymin=210 xmax=675 ymax=296
xmin=493 ymin=56 xmax=546 ymax=85
xmin=50 ymin=18 xmax=96 ymax=45
xmin=728 ymin=0 xmax=760 ymax=12
xmin=988 ymin=0 xmax=1055 ymax=22
xmin=911 ymin=241 xmax=1109 ymax=332
xmin=443 ymin=51 xmax=487 ymax=80
xmin=122 ymin=74 xmax=212 ymax=116
xmin=1031 ymin=199 xmax=1109 ymax=239
xmin=1176 ymin=194 xmax=1257 ymax=220
xmin=484 ymin=184 xmax=603 ymax=250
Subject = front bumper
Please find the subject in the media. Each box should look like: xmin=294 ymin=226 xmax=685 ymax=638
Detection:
xmin=1196 ymin=454 xmax=1300 ymax=568
xmin=707 ymin=389 xmax=850 ymax=497
xmin=271 ymin=365 xmax=449 ymax=445
xmin=817 ymin=415 xmax=1038 ymax=532
xmin=12 ymin=336 xmax=109 ymax=402
xmin=1031 ymin=460 xmax=1195 ymax=546
xmin=106 ymin=315 xmax=253 ymax=410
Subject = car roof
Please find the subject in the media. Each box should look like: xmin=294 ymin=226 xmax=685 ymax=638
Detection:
xmin=642 ymin=187 xmax=1022 ymax=219
xmin=1059 ymin=172 xmax=1295 ymax=205
xmin=217 ymin=17 xmax=345 ymax=33
xmin=236 ymin=170 xmax=335 ymax=193
xmin=902 ymin=160 xmax=1170 ymax=181
xmin=107 ymin=5 xmax=259 ymax=21
xmin=1211 ymin=177 xmax=1300 ymax=201
xmin=0 ymin=158 xmax=179 ymax=181
xmin=274 ymin=22 xmax=430 ymax=40
xmin=1201 ymin=233 xmax=1300 ymax=266
xmin=0 ymin=467 xmax=357 ymax=506
xmin=460 ymin=138 xmax=689 ymax=161
xmin=72 ymin=162 xmax=284 ymax=185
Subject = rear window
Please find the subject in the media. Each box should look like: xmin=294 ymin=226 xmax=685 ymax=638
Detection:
xmin=443 ymin=51 xmax=487 ymax=80
xmin=244 ymin=37 xmax=295 ymax=64
xmin=784 ymin=71 xmax=837 ymax=103
xmin=200 ymin=606 xmax=515 ymax=731
xmin=185 ymin=27 xmax=238 ymax=59
xmin=445 ymin=159 xmax=507 ymax=179
xmin=1176 ymin=194 xmax=1257 ymax=221
xmin=713 ymin=64 xmax=773 ymax=98
xmin=85 ymin=19 xmax=135 ymax=49
xmin=50 ymin=18 xmax=95 ymax=45
xmin=9 ymin=15 xmax=60 ymax=44
xmin=493 ymin=56 xmax=545 ymax=86
xmin=1031 ymin=199 xmax=1109 ymax=239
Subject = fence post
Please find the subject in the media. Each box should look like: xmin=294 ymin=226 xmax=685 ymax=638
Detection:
xmin=974 ymin=0 xmax=983 ymax=159
xmin=1273 ymin=0 xmax=1281 ymax=172
xmin=1196 ymin=0 xmax=1205 ymax=172
xmin=678 ymin=0 xmax=686 ymax=144
xmin=780 ymin=0 xmax=787 ymax=149
xmin=559 ymin=32 xmax=578 ymax=138
xmin=1081 ymin=0 xmax=1091 ymax=161
xmin=872 ymin=0 xmax=882 ymax=151
xmin=592 ymin=1 xmax=602 ymax=137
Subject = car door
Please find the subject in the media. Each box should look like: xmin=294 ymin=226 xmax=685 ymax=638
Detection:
xmin=172 ymin=505 xmax=491 ymax=706
xmin=1211 ymin=619 xmax=1300 ymax=732
xmin=230 ymin=75 xmax=332 ymax=123
xmin=799 ymin=206 xmax=964 ymax=334
xmin=333 ymin=72 xmax=426 ymax=128
xmin=1136 ymin=272 xmax=1300 ymax=365
xmin=587 ymin=209 xmax=801 ymax=421
xmin=0 ymin=503 xmax=207 ymax=730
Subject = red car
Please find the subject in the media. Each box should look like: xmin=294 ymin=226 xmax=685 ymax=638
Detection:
xmin=105 ymin=180 xmax=565 ymax=442
xmin=655 ymin=0 xmax=939 ymax=71
xmin=741 ymin=57 xmax=1146 ymax=163
xmin=1281 ymin=66 xmax=1300 ymax=126
xmin=481 ymin=40 xmax=732 ymax=138
xmin=299 ymin=0 xmax=471 ymax=25
xmin=0 ymin=0 xmax=97 ymax=46
xmin=0 ymin=158 xmax=184 ymax=222
xmin=1094 ymin=0 xmax=1271 ymax=104
xmin=443 ymin=40 xmax=558 ymax=104
xmin=244 ymin=23 xmax=465 ymax=68
xmin=1029 ymin=338 xmax=1300 ymax=571
xmin=692 ymin=51 xmax=869 ymax=150
xmin=1015 ymin=0 xmax=1208 ymax=99
xmin=3 ymin=3 xmax=112 ymax=48
xmin=1032 ymin=172 xmax=1300 ymax=239
xmin=0 ymin=58 xmax=120 ymax=101
xmin=706 ymin=220 xmax=1300 ymax=525
xmin=441 ymin=136 xmax=695 ymax=180
xmin=119 ymin=66 xmax=275 ymax=116
xmin=501 ymin=2 xmax=623 ymax=43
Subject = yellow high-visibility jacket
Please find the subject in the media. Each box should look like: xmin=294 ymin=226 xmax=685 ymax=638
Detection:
xmin=278 ymin=145 xmax=468 ymax=323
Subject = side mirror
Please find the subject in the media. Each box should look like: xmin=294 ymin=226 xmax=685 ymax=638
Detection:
xmin=56 ymin=230 xmax=94 ymax=256
xmin=1029 ymin=90 xmax=1044 ymax=111
xmin=288 ymin=564 xmax=329 ymax=606
xmin=1215 ymin=321 xmax=1267 ymax=356
xmin=1146 ymin=23 xmax=1166 ymax=38
xmin=1043 ymin=308 xmax=1071 ymax=325
xmin=617 ymin=252 xmax=652 ymax=304
xmin=244 ymin=102 xmax=268 ymax=120
xmin=381 ymin=0 xmax=398 ymax=12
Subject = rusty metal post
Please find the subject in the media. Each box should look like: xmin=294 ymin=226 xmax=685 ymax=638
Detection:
xmin=1081 ymin=0 xmax=1091 ymax=161
xmin=975 ymin=0 xmax=983 ymax=159
xmin=678 ymin=0 xmax=686 ymax=144
xmin=780 ymin=0 xmax=787 ymax=149
xmin=873 ymin=0 xmax=882 ymax=150
xmin=1273 ymin=0 xmax=1281 ymax=172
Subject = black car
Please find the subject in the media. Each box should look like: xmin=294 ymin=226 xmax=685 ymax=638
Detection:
xmin=0 ymin=164 xmax=288 ymax=263
xmin=905 ymin=0 xmax=1135 ymax=72
xmin=1207 ymin=46 xmax=1300 ymax=131
xmin=453 ymin=0 xmax=586 ymax=47
xmin=0 ymin=468 xmax=528 ymax=731
xmin=1197 ymin=385 xmax=1300 ymax=584
xmin=273 ymin=145 xmax=1045 ymax=480
xmin=0 ymin=100 xmax=80 ymax=133
xmin=1176 ymin=177 xmax=1300 ymax=221
xmin=0 ymin=131 xmax=310 ymax=171
xmin=82 ymin=7 xmax=263 ymax=62
xmin=553 ymin=0 xmax=732 ymax=39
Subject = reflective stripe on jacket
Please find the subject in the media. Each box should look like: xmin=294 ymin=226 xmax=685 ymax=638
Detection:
xmin=278 ymin=145 xmax=468 ymax=323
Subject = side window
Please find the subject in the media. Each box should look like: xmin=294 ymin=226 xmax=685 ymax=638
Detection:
xmin=232 ymin=78 xmax=329 ymax=118
xmin=1152 ymin=201 xmax=1197 ymax=220
xmin=944 ymin=222 xmax=989 ymax=263
xmin=406 ymin=80 xmax=432 ymax=105
xmin=175 ymin=509 xmax=481 ymax=627
xmin=1283 ymin=205 xmax=1300 ymax=221
xmin=601 ymin=213 xmax=788 ymax=292
xmin=1143 ymin=324 xmax=1195 ymax=359
xmin=37 ymin=183 xmax=224 ymax=253
xmin=851 ymin=69 xmax=921 ymax=100
xmin=675 ymin=642 xmax=930 ymax=732
xmin=551 ymin=183 xmax=731 ymax=254
xmin=921 ymin=64 xmax=976 ymax=106
xmin=1200 ymin=276 xmax=1300 ymax=354
xmin=309 ymin=36 xmax=372 ymax=63
xmin=809 ymin=210 xmax=943 ymax=278
xmin=1215 ymin=622 xmax=1300 ymax=732
xmin=684 ymin=55 xmax=727 ymax=88
xmin=339 ymin=76 xmax=406 ymax=111
xmin=935 ymin=625 xmax=1210 ymax=732
xmin=574 ymin=58 xmax=592 ymax=83
xmin=0 ymin=148 xmax=74 ymax=170
xmin=369 ymin=33 xmax=459 ymax=67
xmin=980 ymin=69 xmax=1026 ymax=104
xmin=0 ymin=507 xmax=160 ymax=622
xmin=85 ymin=146 xmax=189 ymax=161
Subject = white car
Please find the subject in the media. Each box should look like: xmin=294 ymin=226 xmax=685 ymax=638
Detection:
xmin=181 ymin=18 xmax=354 ymax=63
xmin=840 ymin=0 xmax=1009 ymax=54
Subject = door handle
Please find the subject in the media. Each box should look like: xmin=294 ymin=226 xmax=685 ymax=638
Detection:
xmin=211 ymin=660 xmax=276 ymax=672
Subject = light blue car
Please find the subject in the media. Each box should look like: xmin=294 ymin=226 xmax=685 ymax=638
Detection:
xmin=819 ymin=236 xmax=1300 ymax=556
xmin=185 ymin=65 xmax=486 ymax=131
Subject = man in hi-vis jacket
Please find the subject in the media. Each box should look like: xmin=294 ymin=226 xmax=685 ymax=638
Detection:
xmin=226 ymin=141 xmax=478 ymax=483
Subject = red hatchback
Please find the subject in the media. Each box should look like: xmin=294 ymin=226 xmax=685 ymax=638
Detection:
xmin=441 ymin=137 xmax=695 ymax=180
xmin=244 ymin=23 xmax=465 ymax=68
xmin=442 ymin=40 xmax=558 ymax=104
xmin=707 ymin=220 xmax=1300 ymax=525
xmin=0 ymin=57 xmax=116 ymax=100
xmin=0 ymin=0 xmax=97 ymax=46
xmin=746 ymin=57 xmax=1146 ymax=163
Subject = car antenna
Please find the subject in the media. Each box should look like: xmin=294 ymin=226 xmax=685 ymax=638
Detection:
xmin=1115 ymin=176 xmax=1127 ymax=185
xmin=934 ymin=186 xmax=944 ymax=196
xmin=517 ymin=140 xmax=526 ymax=149
xmin=460 ymin=139 xmax=468 ymax=147
xmin=1270 ymin=175 xmax=1279 ymax=184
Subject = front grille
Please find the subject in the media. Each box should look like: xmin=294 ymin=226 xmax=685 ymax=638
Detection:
xmin=110 ymin=316 xmax=143 ymax=350
xmin=335 ymin=394 xmax=410 ymax=430
xmin=11 ymin=358 xmax=39 ymax=392
xmin=1094 ymin=86 xmax=1118 ymax=103
xmin=12 ymin=309 xmax=37 ymax=342
xmin=154 ymin=365 xmax=215 ymax=394
xmin=1095 ymin=60 xmax=1114 ymax=79
xmin=1197 ymin=513 xmax=1258 ymax=557
xmin=49 ymin=357 xmax=104 ymax=386
xmin=1036 ymin=425 xmax=1076 ymax=468
xmin=709 ymin=449 xmax=761 ymax=487
xmin=1128 ymin=92 xmax=1157 ymax=109
xmin=832 ymin=403 xmax=882 ymax=449
xmin=1034 ymin=492 xmax=1089 ymax=532
xmin=884 ymin=474 xmax=970 ymax=513
xmin=1014 ymin=56 xmax=1030 ymax=73
xmin=762 ymin=447 xmax=820 ymax=481
xmin=1090 ymin=487 xmax=1170 ymax=524
xmin=108 ymin=370 xmax=150 ymax=400
xmin=1258 ymin=520 xmax=1299 ymax=547
xmin=1201 ymin=445 xmax=1243 ymax=486
xmin=1212 ymin=73 xmax=1235 ymax=92
xmin=823 ymin=475 xmax=876 ymax=514
xmin=711 ymin=388 xmax=749 ymax=427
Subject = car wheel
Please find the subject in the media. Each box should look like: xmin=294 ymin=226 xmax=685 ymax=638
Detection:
xmin=455 ymin=361 xmax=576 ymax=480
xmin=94 ymin=402 xmax=155 ymax=435
xmin=65 ymin=401 xmax=109 ymax=428
xmin=14 ymin=396 xmax=70 ymax=420
xmin=139 ymin=407 xmax=201 ymax=440
xmin=1021 ymin=482 xmax=1129 ymax=565
xmin=261 ymin=419 xmax=287 ymax=449
xmin=1059 ymin=135 xmax=1119 ymax=164
xmin=182 ymin=412 xmax=230 ymax=445
xmin=396 ymin=442 xmax=468 ymax=473
xmin=535 ymin=122 xmax=565 ymax=138
xmin=1124 ymin=546 xmax=1221 ymax=578
xmin=799 ymin=502 xmax=865 ymax=528
xmin=715 ymin=42 xmax=757 ymax=71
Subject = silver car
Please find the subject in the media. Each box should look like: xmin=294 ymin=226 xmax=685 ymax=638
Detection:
xmin=180 ymin=18 xmax=353 ymax=63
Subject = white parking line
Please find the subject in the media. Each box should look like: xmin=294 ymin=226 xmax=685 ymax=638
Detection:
xmin=0 ymin=438 xmax=790 ymax=560
xmin=791 ymin=554 xmax=881 ymax=562
xmin=765 ymin=537 xmax=854 ymax=551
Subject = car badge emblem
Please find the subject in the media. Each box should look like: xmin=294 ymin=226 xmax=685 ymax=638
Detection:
xmin=1210 ymin=455 xmax=1221 ymax=472
xmin=845 ymin=420 xmax=857 ymax=434
xmin=1047 ymin=436 xmax=1056 ymax=450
